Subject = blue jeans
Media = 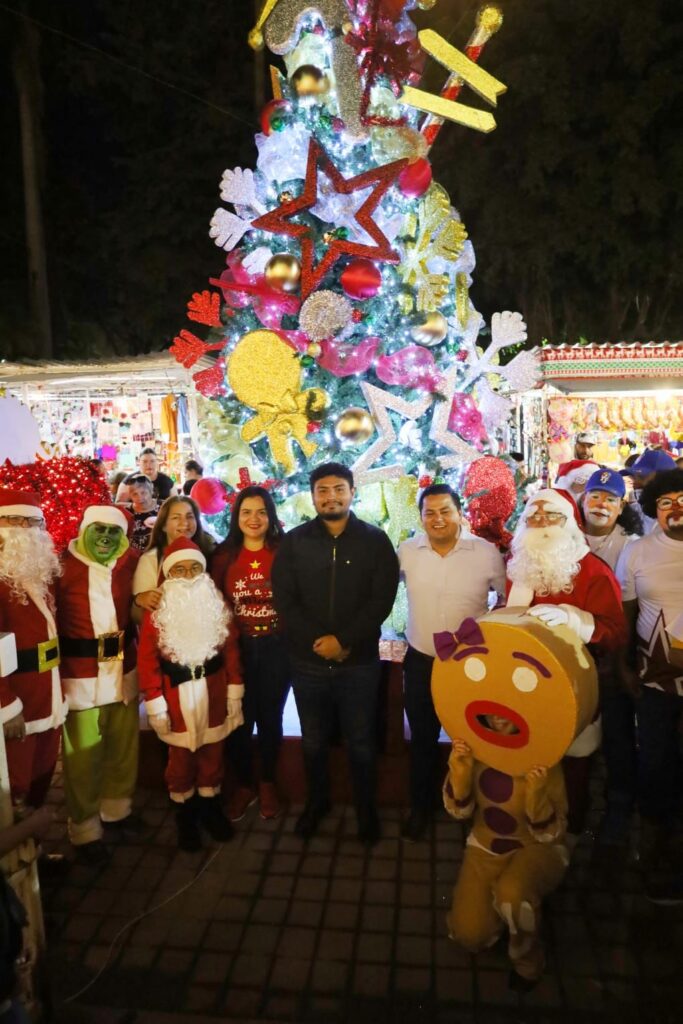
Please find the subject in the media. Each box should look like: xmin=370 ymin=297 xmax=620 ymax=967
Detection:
xmin=636 ymin=686 xmax=683 ymax=826
xmin=228 ymin=634 xmax=290 ymax=786
xmin=292 ymin=661 xmax=381 ymax=812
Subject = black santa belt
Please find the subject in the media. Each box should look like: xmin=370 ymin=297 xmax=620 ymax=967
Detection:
xmin=16 ymin=638 xmax=61 ymax=674
xmin=159 ymin=654 xmax=223 ymax=687
xmin=59 ymin=626 xmax=135 ymax=663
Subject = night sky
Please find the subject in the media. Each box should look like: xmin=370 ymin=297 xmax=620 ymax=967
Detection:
xmin=1 ymin=0 xmax=681 ymax=359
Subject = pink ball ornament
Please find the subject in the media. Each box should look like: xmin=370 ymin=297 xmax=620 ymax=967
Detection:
xmin=397 ymin=158 xmax=432 ymax=198
xmin=190 ymin=477 xmax=229 ymax=515
xmin=340 ymin=259 xmax=382 ymax=300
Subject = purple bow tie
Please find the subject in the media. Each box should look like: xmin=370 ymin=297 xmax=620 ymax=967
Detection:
xmin=433 ymin=618 xmax=485 ymax=661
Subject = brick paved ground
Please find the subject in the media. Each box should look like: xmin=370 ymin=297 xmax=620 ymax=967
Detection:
xmin=39 ymin=761 xmax=682 ymax=1024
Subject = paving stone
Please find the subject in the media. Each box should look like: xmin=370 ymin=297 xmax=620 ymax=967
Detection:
xmin=263 ymin=875 xmax=295 ymax=899
xmin=223 ymin=871 xmax=261 ymax=896
xmin=183 ymin=984 xmax=220 ymax=1013
xmin=118 ymin=944 xmax=157 ymax=970
xmin=334 ymin=856 xmax=365 ymax=878
xmin=223 ymin=987 xmax=263 ymax=1018
xmin=269 ymin=853 xmax=301 ymax=874
xmin=240 ymin=923 xmax=280 ymax=954
xmin=328 ymin=878 xmax=363 ymax=903
xmin=396 ymin=935 xmax=432 ymax=966
xmin=156 ymin=949 xmax=194 ymax=974
xmin=294 ymin=876 xmax=328 ymax=901
xmin=476 ymin=969 xmax=516 ymax=1006
xmin=251 ymin=897 xmax=288 ymax=925
xmin=324 ymin=902 xmax=359 ymax=930
xmin=278 ymin=926 xmax=317 ymax=959
xmin=311 ymin=959 xmax=349 ymax=992
xmin=215 ymin=895 xmax=251 ymax=921
xmin=357 ymin=933 xmax=392 ymax=963
xmin=365 ymin=881 xmax=395 ymax=904
xmin=402 ymin=859 xmax=432 ymax=882
xmin=398 ymin=907 xmax=433 ymax=935
xmin=63 ymin=914 xmax=101 ymax=942
xmin=287 ymin=900 xmax=324 ymax=927
xmin=400 ymin=882 xmax=432 ymax=907
xmin=203 ymin=920 xmax=244 ymax=951
xmin=191 ymin=950 xmax=232 ymax=985
xmin=367 ymin=858 xmax=397 ymax=880
xmin=435 ymin=968 xmax=473 ymax=1002
xmin=269 ymin=956 xmax=311 ymax=991
xmin=353 ymin=963 xmax=391 ymax=997
xmin=360 ymin=904 xmax=394 ymax=932
xmin=165 ymin=918 xmax=207 ymax=948
xmin=263 ymin=992 xmax=301 ymax=1019
xmin=300 ymin=854 xmax=333 ymax=876
xmin=317 ymin=929 xmax=354 ymax=961
xmin=394 ymin=966 xmax=431 ymax=992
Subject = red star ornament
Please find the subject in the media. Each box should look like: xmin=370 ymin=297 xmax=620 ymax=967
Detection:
xmin=251 ymin=139 xmax=408 ymax=299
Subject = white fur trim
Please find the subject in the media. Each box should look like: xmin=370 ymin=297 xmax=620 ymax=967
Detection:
xmin=170 ymin=788 xmax=195 ymax=803
xmin=161 ymin=548 xmax=206 ymax=576
xmin=198 ymin=786 xmax=221 ymax=797
xmin=525 ymin=488 xmax=575 ymax=517
xmin=100 ymin=797 xmax=132 ymax=823
xmin=63 ymin=669 xmax=138 ymax=711
xmin=0 ymin=697 xmax=23 ymax=724
xmin=145 ymin=695 xmax=169 ymax=716
xmin=161 ymin=718 xmax=233 ymax=751
xmin=0 ymin=504 xmax=43 ymax=519
xmin=81 ymin=505 xmax=128 ymax=532
xmin=24 ymin=698 xmax=68 ymax=734
xmin=68 ymin=814 xmax=103 ymax=845
xmin=177 ymin=675 xmax=210 ymax=752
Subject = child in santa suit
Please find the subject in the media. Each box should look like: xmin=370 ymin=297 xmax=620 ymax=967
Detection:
xmin=0 ymin=490 xmax=66 ymax=809
xmin=57 ymin=504 xmax=139 ymax=863
xmin=137 ymin=537 xmax=244 ymax=850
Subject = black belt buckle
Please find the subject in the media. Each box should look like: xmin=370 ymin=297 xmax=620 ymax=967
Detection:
xmin=98 ymin=631 xmax=125 ymax=662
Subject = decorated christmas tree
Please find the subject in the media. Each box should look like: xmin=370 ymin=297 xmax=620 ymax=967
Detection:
xmin=171 ymin=0 xmax=538 ymax=541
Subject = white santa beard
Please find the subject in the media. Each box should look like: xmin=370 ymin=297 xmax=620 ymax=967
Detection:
xmin=153 ymin=575 xmax=230 ymax=667
xmin=0 ymin=527 xmax=61 ymax=604
xmin=508 ymin=523 xmax=588 ymax=596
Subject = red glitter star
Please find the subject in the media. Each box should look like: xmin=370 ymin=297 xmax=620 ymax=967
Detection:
xmin=251 ymin=139 xmax=407 ymax=299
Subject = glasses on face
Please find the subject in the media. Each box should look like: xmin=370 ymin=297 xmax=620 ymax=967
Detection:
xmin=169 ymin=563 xmax=203 ymax=579
xmin=656 ymin=495 xmax=683 ymax=511
xmin=526 ymin=511 xmax=567 ymax=526
xmin=0 ymin=515 xmax=45 ymax=528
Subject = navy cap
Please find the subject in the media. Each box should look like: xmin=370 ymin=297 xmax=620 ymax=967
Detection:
xmin=584 ymin=468 xmax=626 ymax=499
xmin=622 ymin=450 xmax=676 ymax=477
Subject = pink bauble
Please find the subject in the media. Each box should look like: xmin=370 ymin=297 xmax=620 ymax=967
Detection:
xmin=190 ymin=477 xmax=228 ymax=515
xmin=397 ymin=158 xmax=432 ymax=198
xmin=340 ymin=259 xmax=382 ymax=300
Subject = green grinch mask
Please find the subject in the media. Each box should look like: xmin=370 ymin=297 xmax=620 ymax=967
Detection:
xmin=80 ymin=523 xmax=129 ymax=565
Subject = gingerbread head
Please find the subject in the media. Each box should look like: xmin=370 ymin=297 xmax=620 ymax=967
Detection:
xmin=431 ymin=608 xmax=598 ymax=776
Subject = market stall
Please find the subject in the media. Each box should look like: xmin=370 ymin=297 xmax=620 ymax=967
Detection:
xmin=515 ymin=342 xmax=683 ymax=479
xmin=0 ymin=353 xmax=211 ymax=480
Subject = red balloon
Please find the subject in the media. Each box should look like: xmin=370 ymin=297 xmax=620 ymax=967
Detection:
xmin=340 ymin=258 xmax=382 ymax=300
xmin=397 ymin=158 xmax=433 ymax=198
xmin=190 ymin=477 xmax=228 ymax=515
xmin=463 ymin=457 xmax=517 ymax=550
xmin=260 ymin=99 xmax=290 ymax=136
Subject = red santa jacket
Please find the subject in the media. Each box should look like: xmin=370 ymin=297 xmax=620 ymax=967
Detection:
xmin=138 ymin=613 xmax=244 ymax=752
xmin=56 ymin=544 xmax=139 ymax=710
xmin=506 ymin=552 xmax=625 ymax=654
xmin=0 ymin=580 xmax=66 ymax=734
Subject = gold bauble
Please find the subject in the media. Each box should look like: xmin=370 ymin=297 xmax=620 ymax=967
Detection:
xmin=334 ymin=408 xmax=375 ymax=447
xmin=477 ymin=5 xmax=504 ymax=34
xmin=417 ymin=0 xmax=438 ymax=9
xmin=306 ymin=341 xmax=322 ymax=358
xmin=410 ymin=311 xmax=448 ymax=346
xmin=247 ymin=28 xmax=264 ymax=51
xmin=264 ymin=253 xmax=301 ymax=292
xmin=291 ymin=64 xmax=328 ymax=97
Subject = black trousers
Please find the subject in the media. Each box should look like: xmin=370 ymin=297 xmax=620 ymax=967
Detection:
xmin=227 ymin=633 xmax=290 ymax=786
xmin=403 ymin=645 xmax=442 ymax=813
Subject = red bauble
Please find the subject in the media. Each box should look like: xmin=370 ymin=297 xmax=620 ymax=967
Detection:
xmin=190 ymin=477 xmax=229 ymax=515
xmin=397 ymin=158 xmax=433 ymax=199
xmin=260 ymin=99 xmax=290 ymax=136
xmin=340 ymin=259 xmax=382 ymax=300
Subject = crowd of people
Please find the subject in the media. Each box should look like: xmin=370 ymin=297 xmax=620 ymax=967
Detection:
xmin=1 ymin=437 xmax=682 ymax=994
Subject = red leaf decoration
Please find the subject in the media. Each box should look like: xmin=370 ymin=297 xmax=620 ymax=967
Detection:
xmin=187 ymin=290 xmax=222 ymax=327
xmin=193 ymin=360 xmax=226 ymax=397
xmin=170 ymin=329 xmax=208 ymax=369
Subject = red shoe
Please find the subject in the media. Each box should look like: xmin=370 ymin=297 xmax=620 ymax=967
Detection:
xmin=228 ymin=786 xmax=257 ymax=822
xmin=258 ymin=782 xmax=281 ymax=820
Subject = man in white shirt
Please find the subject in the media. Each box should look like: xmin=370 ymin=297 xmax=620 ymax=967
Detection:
xmin=398 ymin=484 xmax=506 ymax=841
xmin=616 ymin=468 xmax=683 ymax=874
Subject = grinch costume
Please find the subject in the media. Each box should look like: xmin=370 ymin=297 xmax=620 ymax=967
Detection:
xmin=56 ymin=505 xmax=139 ymax=850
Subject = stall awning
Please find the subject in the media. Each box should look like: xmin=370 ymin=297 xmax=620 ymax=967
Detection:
xmin=533 ymin=342 xmax=683 ymax=393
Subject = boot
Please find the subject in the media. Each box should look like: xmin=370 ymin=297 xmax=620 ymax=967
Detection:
xmin=197 ymin=795 xmax=234 ymax=842
xmin=175 ymin=799 xmax=202 ymax=852
xmin=258 ymin=781 xmax=281 ymax=820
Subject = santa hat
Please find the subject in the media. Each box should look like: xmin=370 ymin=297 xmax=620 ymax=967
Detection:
xmin=161 ymin=537 xmax=206 ymax=577
xmin=0 ymin=489 xmax=44 ymax=520
xmin=554 ymin=459 xmax=600 ymax=493
xmin=80 ymin=504 xmax=129 ymax=533
xmin=522 ymin=487 xmax=584 ymax=529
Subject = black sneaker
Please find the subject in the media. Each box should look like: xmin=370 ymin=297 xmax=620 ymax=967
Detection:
xmin=357 ymin=807 xmax=382 ymax=846
xmin=401 ymin=810 xmax=430 ymax=843
xmin=75 ymin=840 xmax=110 ymax=867
xmin=197 ymin=795 xmax=234 ymax=842
xmin=294 ymin=801 xmax=331 ymax=840
xmin=101 ymin=813 xmax=148 ymax=840
xmin=37 ymin=852 xmax=70 ymax=882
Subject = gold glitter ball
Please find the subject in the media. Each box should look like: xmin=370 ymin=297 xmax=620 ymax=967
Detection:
xmin=306 ymin=341 xmax=322 ymax=358
xmin=477 ymin=5 xmax=504 ymax=34
xmin=410 ymin=311 xmax=448 ymax=346
xmin=334 ymin=407 xmax=375 ymax=446
xmin=248 ymin=27 xmax=264 ymax=51
xmin=291 ymin=64 xmax=328 ymax=97
xmin=265 ymin=253 xmax=301 ymax=292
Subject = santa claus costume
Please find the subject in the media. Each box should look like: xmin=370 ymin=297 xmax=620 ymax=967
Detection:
xmin=56 ymin=505 xmax=139 ymax=858
xmin=137 ymin=537 xmax=244 ymax=850
xmin=506 ymin=488 xmax=625 ymax=835
xmin=0 ymin=490 xmax=66 ymax=808
xmin=554 ymin=459 xmax=600 ymax=502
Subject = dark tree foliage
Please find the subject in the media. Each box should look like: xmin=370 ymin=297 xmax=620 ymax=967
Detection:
xmin=1 ymin=0 xmax=681 ymax=357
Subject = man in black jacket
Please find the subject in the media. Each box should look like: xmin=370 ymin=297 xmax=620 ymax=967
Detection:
xmin=272 ymin=463 xmax=399 ymax=844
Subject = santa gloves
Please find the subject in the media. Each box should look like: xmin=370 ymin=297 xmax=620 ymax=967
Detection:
xmin=528 ymin=603 xmax=595 ymax=643
xmin=149 ymin=712 xmax=171 ymax=736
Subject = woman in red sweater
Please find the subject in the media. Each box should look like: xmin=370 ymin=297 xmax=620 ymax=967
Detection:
xmin=211 ymin=486 xmax=289 ymax=820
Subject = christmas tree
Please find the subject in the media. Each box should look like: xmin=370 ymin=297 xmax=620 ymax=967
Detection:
xmin=171 ymin=0 xmax=538 ymax=541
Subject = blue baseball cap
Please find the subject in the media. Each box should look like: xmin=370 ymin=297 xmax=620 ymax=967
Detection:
xmin=620 ymin=450 xmax=676 ymax=477
xmin=584 ymin=468 xmax=625 ymax=499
